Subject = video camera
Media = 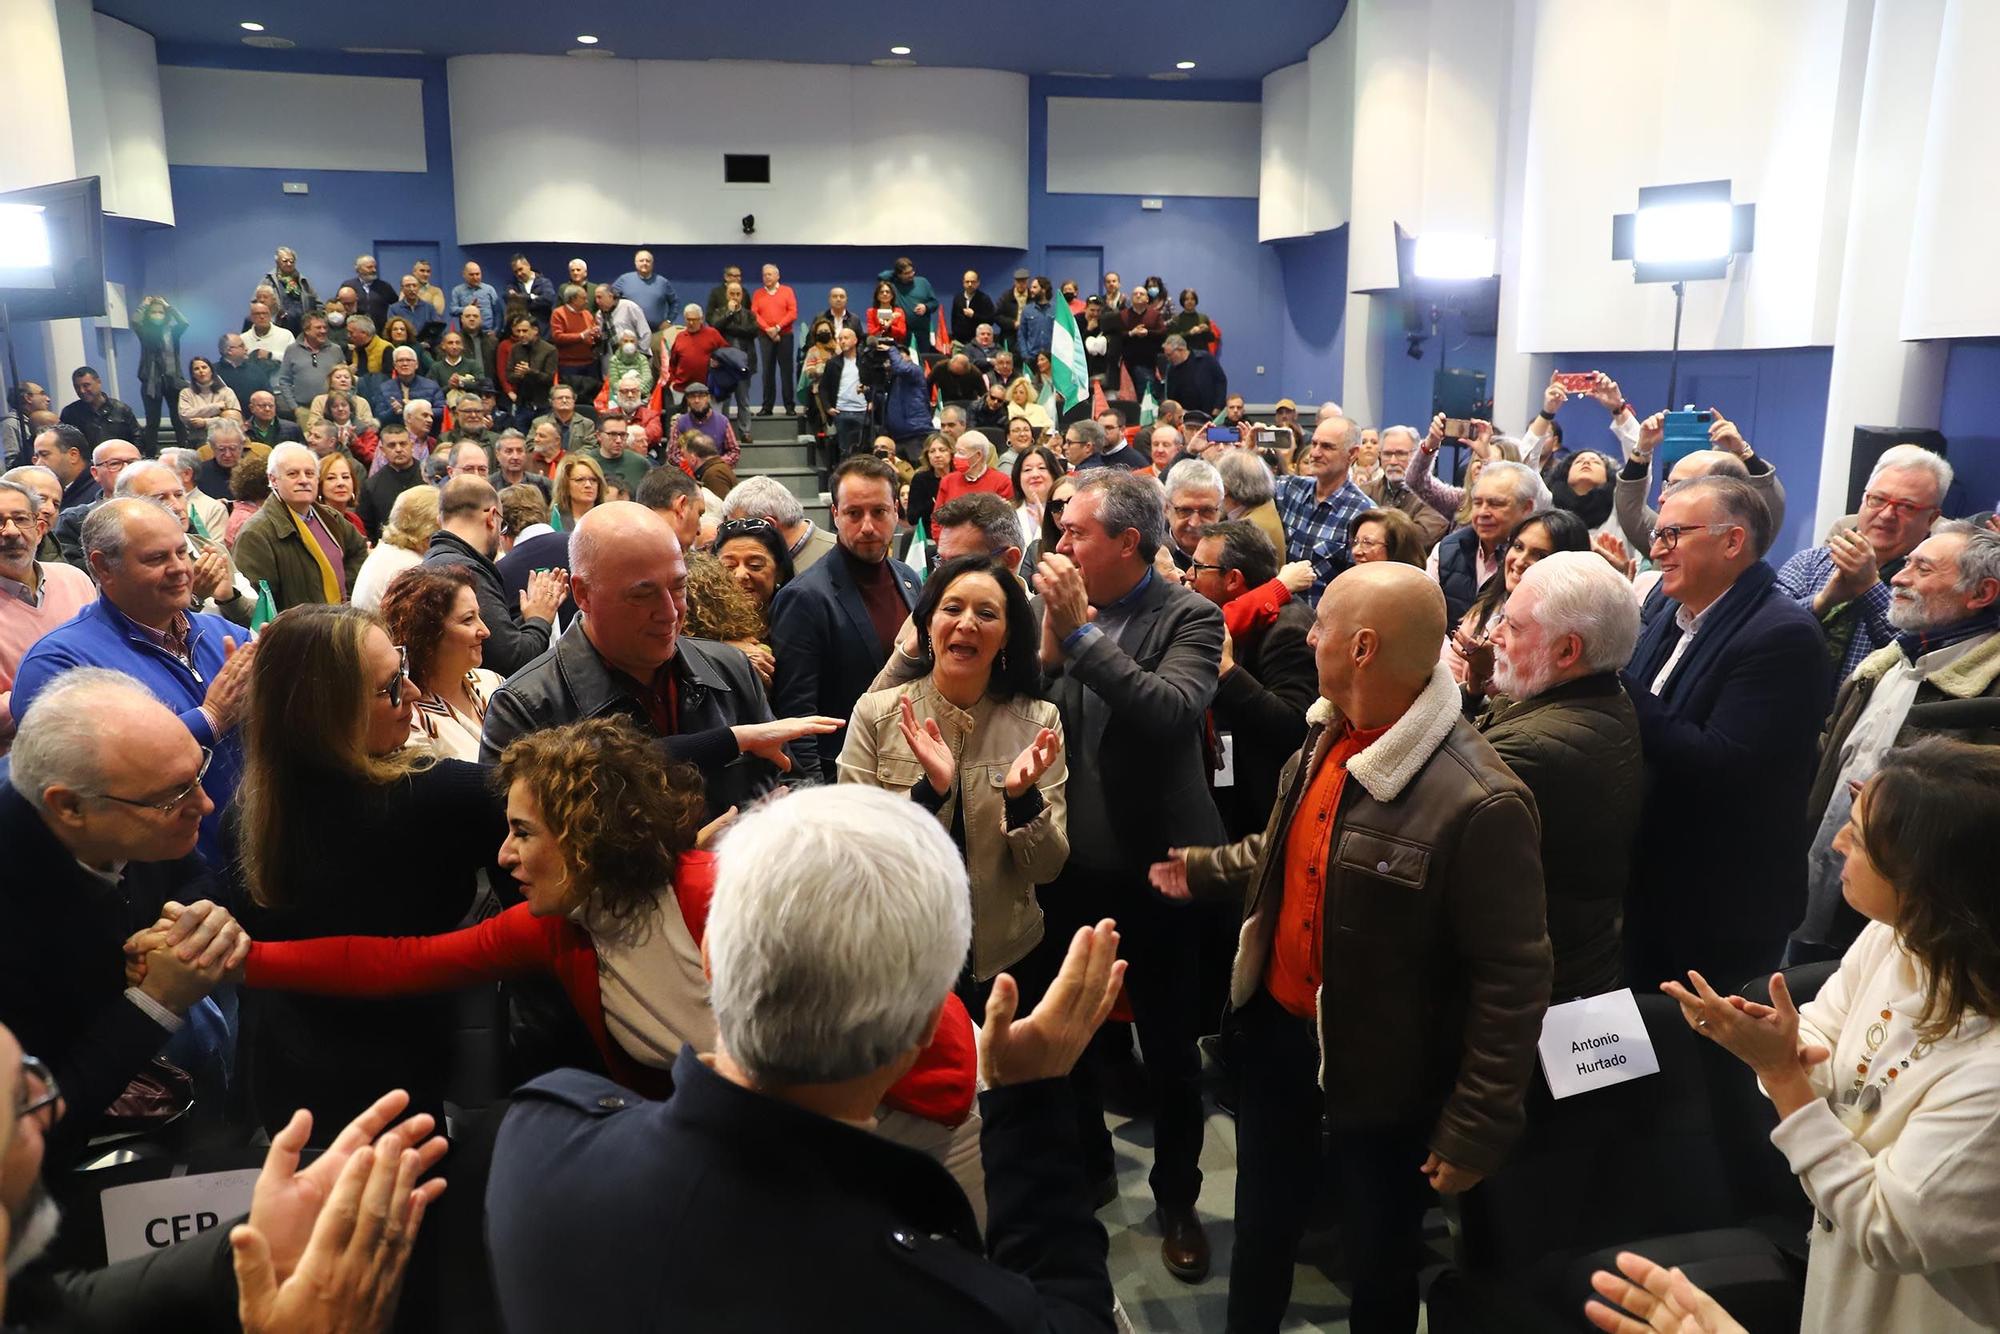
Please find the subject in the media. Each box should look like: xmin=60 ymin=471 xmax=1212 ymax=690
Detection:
xmin=857 ymin=336 xmax=897 ymax=390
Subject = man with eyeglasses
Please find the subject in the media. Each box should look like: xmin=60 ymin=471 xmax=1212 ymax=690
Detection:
xmin=0 ymin=479 xmax=95 ymax=741
xmin=1275 ymin=416 xmax=1379 ymax=604
xmin=1777 ymin=443 xmax=1953 ymax=680
xmin=0 ymin=670 xmax=247 ymax=1162
xmin=1162 ymin=458 xmax=1225 ymax=575
xmin=1622 ymin=475 xmax=1834 ymax=987
xmin=1789 ymin=521 xmax=2000 ymax=966
xmin=1366 ymin=426 xmax=1449 ymax=551
xmin=10 ymin=500 xmax=256 ymax=869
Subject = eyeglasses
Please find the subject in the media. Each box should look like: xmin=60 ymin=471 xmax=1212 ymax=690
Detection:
xmin=1649 ymin=522 xmax=1738 ymax=552
xmin=1861 ymin=491 xmax=1938 ymax=521
xmin=1184 ymin=560 xmax=1225 ymax=578
xmin=0 ymin=512 xmax=36 ymax=533
xmin=717 ymin=518 xmax=777 ymax=546
xmin=1170 ymin=505 xmax=1223 ymax=523
xmin=16 ymin=1054 xmax=58 ymax=1119
xmin=94 ymin=747 xmax=212 ymax=814
xmin=1351 ymin=537 xmax=1387 ymax=555
xmin=1047 ymin=497 xmax=1070 ymax=518
xmin=376 ymin=645 xmax=413 ymax=709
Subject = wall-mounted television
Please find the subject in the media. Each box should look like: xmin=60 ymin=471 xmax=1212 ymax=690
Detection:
xmin=0 ymin=176 xmax=106 ymax=322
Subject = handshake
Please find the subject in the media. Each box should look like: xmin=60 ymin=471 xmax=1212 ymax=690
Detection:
xmin=121 ymin=900 xmax=251 ymax=1014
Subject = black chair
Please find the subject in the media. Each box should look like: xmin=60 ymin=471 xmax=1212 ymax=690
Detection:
xmin=1428 ymin=961 xmax=1838 ymax=1333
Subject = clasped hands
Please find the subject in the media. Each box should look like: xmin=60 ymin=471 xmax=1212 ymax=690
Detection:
xmin=121 ymin=900 xmax=251 ymax=1013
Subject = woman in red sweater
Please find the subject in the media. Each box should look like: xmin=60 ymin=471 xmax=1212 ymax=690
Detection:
xmin=865 ymin=280 xmax=908 ymax=342
xmin=547 ymin=283 xmax=601 ymax=405
xmin=140 ymin=718 xmax=983 ymax=1198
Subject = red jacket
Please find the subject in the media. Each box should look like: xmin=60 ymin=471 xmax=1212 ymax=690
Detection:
xmin=242 ymin=849 xmax=978 ymax=1127
xmin=936 ymin=463 xmax=1015 ymax=505
xmin=865 ymin=307 xmax=908 ymax=342
xmin=667 ymin=325 xmax=728 ymax=392
xmin=549 ymin=304 xmax=598 ymax=370
xmin=749 ymin=285 xmax=797 ymax=336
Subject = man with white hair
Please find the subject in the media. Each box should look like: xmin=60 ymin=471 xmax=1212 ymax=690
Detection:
xmin=1777 ymin=442 xmax=1953 ymax=679
xmin=0 ymin=478 xmax=95 ymax=736
xmin=1 ymin=670 xmax=249 ymax=1162
xmin=1425 ymin=458 xmax=1549 ymax=626
xmin=936 ymin=429 xmax=1015 ymax=505
xmin=1214 ymin=448 xmax=1288 ymax=561
xmin=232 ymin=442 xmax=367 ymax=609
xmin=724 ymin=474 xmax=836 ymax=572
xmin=613 ymin=248 xmax=677 ymax=329
xmin=1790 ymin=521 xmax=2000 ymax=964
xmin=485 ymin=783 xmax=1128 ymax=1331
xmin=242 ymin=388 xmax=302 ymax=450
xmin=10 ymin=501 xmax=258 ymax=866
xmin=373 ymin=344 xmax=444 ymax=424
xmin=348 ymin=253 xmax=397 ymax=328
xmin=1161 ymin=457 xmax=1224 ymax=573
xmin=115 ymin=460 xmax=256 ymax=625
xmin=1365 ymin=426 xmax=1449 ymax=550
xmin=1483 ymin=551 xmax=1644 ymax=998
xmin=159 ymin=447 xmax=229 ymax=539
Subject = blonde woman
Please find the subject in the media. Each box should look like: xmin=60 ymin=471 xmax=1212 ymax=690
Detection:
xmin=317 ymin=451 xmax=366 ymax=540
xmin=351 ymin=485 xmax=439 ymax=611
xmin=551 ymin=452 xmax=606 ymax=531
xmin=1005 ymin=377 xmax=1053 ymax=432
xmin=310 ymin=364 xmax=379 ymax=434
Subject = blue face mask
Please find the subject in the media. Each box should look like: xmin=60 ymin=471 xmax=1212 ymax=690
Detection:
xmin=1147 ymin=285 xmax=1162 ymax=298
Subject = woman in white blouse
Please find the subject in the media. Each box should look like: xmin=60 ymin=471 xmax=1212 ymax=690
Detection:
xmin=176 ymin=355 xmax=241 ymax=442
xmin=379 ymin=563 xmax=503 ymax=762
xmin=349 ymin=485 xmax=438 ymax=613
xmin=1663 ymin=736 xmax=2000 ymax=1334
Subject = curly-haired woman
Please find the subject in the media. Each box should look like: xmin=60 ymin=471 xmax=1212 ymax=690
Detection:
xmin=380 ymin=564 xmax=503 ymax=760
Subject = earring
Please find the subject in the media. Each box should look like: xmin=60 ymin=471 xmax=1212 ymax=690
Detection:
xmin=997 ymin=648 xmax=1008 ymax=672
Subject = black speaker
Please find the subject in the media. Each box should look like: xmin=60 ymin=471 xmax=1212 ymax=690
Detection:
xmin=1847 ymin=425 xmax=1946 ymax=515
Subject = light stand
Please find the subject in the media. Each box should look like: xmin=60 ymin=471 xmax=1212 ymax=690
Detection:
xmin=1665 ymin=280 xmax=1686 ymax=410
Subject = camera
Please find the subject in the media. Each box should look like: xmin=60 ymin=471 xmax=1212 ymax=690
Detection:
xmin=857 ymin=336 xmax=896 ymax=390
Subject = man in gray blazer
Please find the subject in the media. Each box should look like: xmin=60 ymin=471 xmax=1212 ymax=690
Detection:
xmin=1030 ymin=467 xmax=1227 ymax=1284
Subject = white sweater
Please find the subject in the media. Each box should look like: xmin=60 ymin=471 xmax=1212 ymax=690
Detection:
xmin=1772 ymin=921 xmax=2000 ymax=1333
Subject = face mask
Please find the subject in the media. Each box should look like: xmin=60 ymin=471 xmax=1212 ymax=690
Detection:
xmin=327 ymin=311 xmax=346 ymax=326
xmin=1147 ymin=285 xmax=1162 ymax=298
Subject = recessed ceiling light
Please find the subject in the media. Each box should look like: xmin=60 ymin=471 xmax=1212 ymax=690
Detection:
xmin=575 ymin=34 xmax=599 ymax=45
xmin=1175 ymin=60 xmax=1196 ymax=70
xmin=239 ymin=21 xmax=264 ymax=31
xmin=889 ymin=45 xmax=911 ymax=55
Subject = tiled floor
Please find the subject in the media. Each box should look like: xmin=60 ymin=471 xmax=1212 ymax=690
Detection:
xmin=1098 ymin=1066 xmax=1440 ymax=1333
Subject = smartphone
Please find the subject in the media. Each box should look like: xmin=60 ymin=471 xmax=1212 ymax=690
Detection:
xmin=1554 ymin=372 xmax=1597 ymax=394
xmin=1204 ymin=425 xmax=1239 ymax=445
xmin=1251 ymin=427 xmax=1279 ymax=447
xmin=1659 ymin=406 xmax=1716 ymax=471
xmin=1442 ymin=417 xmax=1481 ymax=440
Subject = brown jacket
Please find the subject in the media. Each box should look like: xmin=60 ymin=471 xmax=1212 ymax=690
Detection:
xmin=1185 ymin=664 xmax=1550 ymax=1173
xmin=233 ymin=496 xmax=367 ymax=611
xmin=838 ymin=676 xmax=1069 ymax=980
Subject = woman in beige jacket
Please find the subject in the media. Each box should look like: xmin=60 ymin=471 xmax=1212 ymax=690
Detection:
xmin=839 ymin=555 xmax=1068 ymax=1003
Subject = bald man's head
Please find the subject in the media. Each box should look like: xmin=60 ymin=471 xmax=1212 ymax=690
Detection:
xmin=1311 ymin=562 xmax=1446 ymax=721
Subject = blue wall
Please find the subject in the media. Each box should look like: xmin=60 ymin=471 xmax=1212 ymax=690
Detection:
xmin=1530 ymin=347 xmax=1836 ymax=562
xmin=66 ymin=54 xmax=1307 ymax=411
xmin=1939 ymin=339 xmax=2000 ymax=512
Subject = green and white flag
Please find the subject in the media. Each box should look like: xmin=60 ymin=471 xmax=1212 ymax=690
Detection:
xmin=249 ymin=580 xmax=278 ymax=634
xmin=1050 ymin=297 xmax=1089 ymax=411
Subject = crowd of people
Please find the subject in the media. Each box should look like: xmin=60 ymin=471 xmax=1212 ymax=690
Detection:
xmin=2 ymin=242 xmax=2000 ymax=1334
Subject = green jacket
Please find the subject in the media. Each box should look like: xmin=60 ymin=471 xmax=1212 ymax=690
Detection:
xmin=232 ymin=497 xmax=367 ymax=611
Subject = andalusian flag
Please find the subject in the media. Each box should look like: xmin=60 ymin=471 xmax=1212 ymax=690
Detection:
xmin=1050 ymin=297 xmax=1088 ymax=412
xmin=249 ymin=580 xmax=278 ymax=634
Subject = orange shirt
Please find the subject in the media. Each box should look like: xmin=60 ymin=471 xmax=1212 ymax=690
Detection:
xmin=1266 ymin=723 xmax=1388 ymax=1019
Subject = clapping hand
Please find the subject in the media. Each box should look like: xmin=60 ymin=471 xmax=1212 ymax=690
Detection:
xmin=1453 ymin=628 xmax=1496 ymax=695
xmin=1820 ymin=528 xmax=1879 ymax=607
xmin=1660 ymin=970 xmax=1829 ymax=1087
xmin=898 ymin=695 xmax=956 ymax=796
xmin=232 ymin=1090 xmax=447 ymax=1334
xmin=191 ymin=547 xmax=235 ymax=603
xmin=519 ymin=568 xmax=567 ymax=623
xmin=1033 ymin=553 xmax=1092 ymax=645
xmin=1594 ymin=533 xmax=1635 ymax=580
xmin=1003 ymin=727 xmax=1061 ymax=799
xmin=978 ymin=919 xmax=1126 ymax=1088
xmin=1585 ymin=1250 xmax=1749 ymax=1334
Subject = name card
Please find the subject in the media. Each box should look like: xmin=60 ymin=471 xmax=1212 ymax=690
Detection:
xmin=99 ymin=1167 xmax=261 ymax=1264
xmin=1537 ymin=988 xmax=1660 ymax=1100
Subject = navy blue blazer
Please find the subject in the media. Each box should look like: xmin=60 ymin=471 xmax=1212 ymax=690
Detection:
xmin=768 ymin=546 xmax=921 ymax=782
xmin=1620 ymin=561 xmax=1834 ymax=980
xmin=484 ymin=1051 xmax=1115 ymax=1333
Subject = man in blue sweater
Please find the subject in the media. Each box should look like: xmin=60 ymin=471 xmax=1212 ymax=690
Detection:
xmin=882 ymin=343 xmax=934 ymax=465
xmin=10 ymin=499 xmax=256 ymax=867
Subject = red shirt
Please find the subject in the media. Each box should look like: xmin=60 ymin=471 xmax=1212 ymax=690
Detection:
xmin=1267 ymin=723 xmax=1389 ymax=1018
xmin=244 ymin=849 xmax=977 ymax=1126
xmin=749 ymin=284 xmax=797 ymax=335
xmin=667 ymin=325 xmax=728 ymax=391
xmin=549 ymin=304 xmax=597 ymax=369
xmin=936 ymin=464 xmax=1015 ymax=505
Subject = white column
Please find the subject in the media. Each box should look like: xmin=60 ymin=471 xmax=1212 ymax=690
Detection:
xmin=0 ymin=0 xmax=89 ymax=408
xmin=1813 ymin=0 xmax=1950 ymax=532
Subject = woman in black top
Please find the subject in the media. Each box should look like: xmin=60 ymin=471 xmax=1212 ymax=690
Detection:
xmin=231 ymin=603 xmax=506 ymax=1140
xmin=132 ymin=295 xmax=191 ymax=451
xmin=905 ymin=432 xmax=954 ymax=545
xmin=1163 ymin=288 xmax=1214 ymax=355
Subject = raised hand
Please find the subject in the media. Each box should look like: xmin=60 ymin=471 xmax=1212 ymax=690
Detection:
xmin=897 ymin=695 xmax=956 ymax=796
xmin=1585 ymin=1250 xmax=1750 ymax=1334
xmin=1003 ymin=727 xmax=1061 ymax=799
xmin=1594 ymin=532 xmax=1635 ymax=580
xmin=979 ymin=919 xmax=1126 ymax=1088
xmin=519 ymin=568 xmax=567 ymax=623
xmin=204 ymin=636 xmax=257 ymax=732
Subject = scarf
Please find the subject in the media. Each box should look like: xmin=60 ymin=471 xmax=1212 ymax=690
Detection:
xmin=1896 ymin=609 xmax=2000 ymax=664
xmin=1550 ymin=456 xmax=1616 ymax=529
xmin=286 ymin=504 xmax=342 ymax=604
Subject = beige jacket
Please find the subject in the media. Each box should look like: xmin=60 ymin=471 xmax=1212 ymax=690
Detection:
xmin=838 ymin=676 xmax=1069 ymax=980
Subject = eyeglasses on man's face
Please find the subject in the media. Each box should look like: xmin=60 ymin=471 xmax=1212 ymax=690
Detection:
xmin=16 ymin=1054 xmax=58 ymax=1119
xmin=1860 ymin=491 xmax=1938 ymax=521
xmin=94 ymin=747 xmax=213 ymax=815
xmin=1649 ymin=522 xmax=1737 ymax=553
